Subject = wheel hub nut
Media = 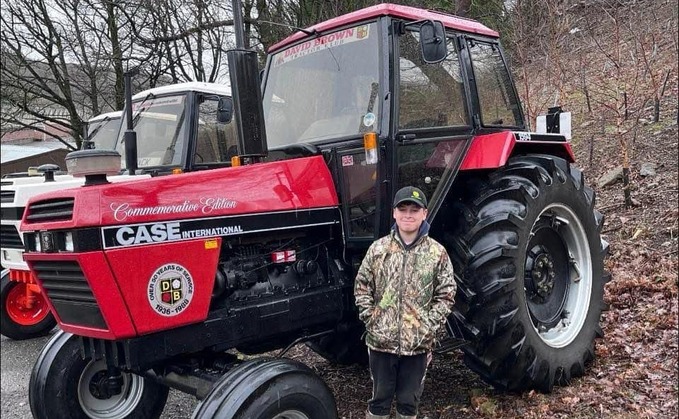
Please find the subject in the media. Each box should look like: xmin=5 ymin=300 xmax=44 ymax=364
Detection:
xmin=531 ymin=254 xmax=556 ymax=298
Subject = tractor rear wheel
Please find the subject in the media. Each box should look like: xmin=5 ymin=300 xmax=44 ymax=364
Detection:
xmin=1 ymin=269 xmax=56 ymax=340
xmin=192 ymin=358 xmax=337 ymax=419
xmin=448 ymin=155 xmax=609 ymax=392
xmin=29 ymin=331 xmax=169 ymax=419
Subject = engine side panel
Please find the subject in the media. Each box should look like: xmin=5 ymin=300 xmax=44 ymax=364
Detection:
xmin=105 ymin=238 xmax=221 ymax=335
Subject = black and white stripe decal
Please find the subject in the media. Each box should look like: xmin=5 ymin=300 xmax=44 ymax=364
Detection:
xmin=101 ymin=207 xmax=340 ymax=249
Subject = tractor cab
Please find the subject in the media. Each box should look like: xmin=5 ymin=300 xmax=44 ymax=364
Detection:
xmin=261 ymin=4 xmax=529 ymax=250
xmin=117 ymin=82 xmax=238 ymax=174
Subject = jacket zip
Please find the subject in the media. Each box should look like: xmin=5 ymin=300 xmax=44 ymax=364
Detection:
xmin=397 ymin=246 xmax=408 ymax=356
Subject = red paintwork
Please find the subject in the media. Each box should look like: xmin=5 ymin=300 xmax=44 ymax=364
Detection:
xmin=5 ymin=281 xmax=50 ymax=326
xmin=105 ymin=238 xmax=220 ymax=336
xmin=269 ymin=3 xmax=498 ymax=53
xmin=21 ymin=156 xmax=339 ymax=230
xmin=21 ymin=156 xmax=338 ymax=339
xmin=9 ymin=269 xmax=36 ymax=284
xmin=25 ymin=253 xmax=137 ymax=339
xmin=459 ymin=132 xmax=575 ymax=170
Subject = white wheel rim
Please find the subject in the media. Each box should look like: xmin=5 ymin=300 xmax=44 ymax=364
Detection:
xmin=77 ymin=359 xmax=145 ymax=419
xmin=529 ymin=203 xmax=592 ymax=348
xmin=272 ymin=411 xmax=310 ymax=419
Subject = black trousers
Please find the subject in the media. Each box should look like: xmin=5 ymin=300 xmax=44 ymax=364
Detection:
xmin=367 ymin=349 xmax=429 ymax=416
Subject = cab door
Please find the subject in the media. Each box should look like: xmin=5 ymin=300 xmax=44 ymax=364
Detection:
xmin=388 ymin=23 xmax=475 ymax=219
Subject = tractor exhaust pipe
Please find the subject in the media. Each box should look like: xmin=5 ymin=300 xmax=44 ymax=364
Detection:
xmin=123 ymin=68 xmax=138 ymax=175
xmin=228 ymin=0 xmax=268 ymax=163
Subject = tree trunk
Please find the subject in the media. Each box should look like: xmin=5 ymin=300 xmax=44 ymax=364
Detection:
xmin=622 ymin=166 xmax=632 ymax=208
xmin=456 ymin=0 xmax=472 ymax=17
xmin=619 ymin=133 xmax=633 ymax=208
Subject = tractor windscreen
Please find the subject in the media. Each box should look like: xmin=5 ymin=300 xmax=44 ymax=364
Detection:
xmin=86 ymin=116 xmax=121 ymax=151
xmin=264 ymin=23 xmax=380 ymax=148
xmin=117 ymin=94 xmax=188 ymax=169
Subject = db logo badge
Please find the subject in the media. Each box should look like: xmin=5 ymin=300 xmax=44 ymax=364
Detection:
xmin=147 ymin=263 xmax=194 ymax=316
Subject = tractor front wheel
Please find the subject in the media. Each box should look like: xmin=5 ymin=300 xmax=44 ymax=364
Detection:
xmin=0 ymin=270 xmax=56 ymax=340
xmin=29 ymin=331 xmax=169 ymax=419
xmin=192 ymin=358 xmax=337 ymax=419
xmin=448 ymin=155 xmax=609 ymax=392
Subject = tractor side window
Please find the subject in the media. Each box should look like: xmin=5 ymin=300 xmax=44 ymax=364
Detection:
xmin=398 ymin=30 xmax=468 ymax=129
xmin=468 ymin=41 xmax=522 ymax=127
xmin=195 ymin=97 xmax=238 ymax=165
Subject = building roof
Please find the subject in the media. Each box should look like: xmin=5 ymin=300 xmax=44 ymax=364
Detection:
xmin=1 ymin=143 xmax=73 ymax=164
xmin=1 ymin=121 xmax=72 ymax=143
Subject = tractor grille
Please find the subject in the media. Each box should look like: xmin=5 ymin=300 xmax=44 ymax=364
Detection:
xmin=26 ymin=198 xmax=74 ymax=223
xmin=0 ymin=224 xmax=23 ymax=249
xmin=1 ymin=190 xmax=15 ymax=203
xmin=32 ymin=260 xmax=106 ymax=329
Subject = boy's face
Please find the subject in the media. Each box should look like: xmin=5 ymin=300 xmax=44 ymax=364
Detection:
xmin=393 ymin=203 xmax=427 ymax=235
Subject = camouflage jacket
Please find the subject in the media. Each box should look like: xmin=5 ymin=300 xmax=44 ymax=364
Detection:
xmin=354 ymin=222 xmax=456 ymax=355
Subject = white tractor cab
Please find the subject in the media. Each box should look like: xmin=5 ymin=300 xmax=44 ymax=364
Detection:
xmin=0 ymin=81 xmax=237 ymax=339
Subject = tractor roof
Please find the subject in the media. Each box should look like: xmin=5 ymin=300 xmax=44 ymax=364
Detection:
xmin=132 ymin=82 xmax=232 ymax=100
xmin=87 ymin=110 xmax=123 ymax=123
xmin=269 ymin=3 xmax=499 ymax=53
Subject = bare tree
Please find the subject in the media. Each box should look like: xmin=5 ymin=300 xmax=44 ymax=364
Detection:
xmin=0 ymin=0 xmax=135 ymax=149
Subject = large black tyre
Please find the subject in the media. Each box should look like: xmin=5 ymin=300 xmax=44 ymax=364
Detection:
xmin=29 ymin=330 xmax=169 ymax=419
xmin=0 ymin=269 xmax=56 ymax=340
xmin=305 ymin=321 xmax=369 ymax=366
xmin=447 ymin=155 xmax=609 ymax=392
xmin=192 ymin=358 xmax=338 ymax=419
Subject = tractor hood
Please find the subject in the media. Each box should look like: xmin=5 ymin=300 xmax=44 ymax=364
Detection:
xmin=20 ymin=156 xmax=339 ymax=233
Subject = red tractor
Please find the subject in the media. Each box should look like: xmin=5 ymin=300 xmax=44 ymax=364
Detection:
xmin=22 ymin=4 xmax=608 ymax=418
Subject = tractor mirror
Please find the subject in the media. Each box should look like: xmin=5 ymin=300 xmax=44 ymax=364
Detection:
xmin=217 ymin=97 xmax=233 ymax=124
xmin=420 ymin=20 xmax=447 ymax=64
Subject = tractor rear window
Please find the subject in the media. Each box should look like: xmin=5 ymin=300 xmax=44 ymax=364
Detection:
xmin=468 ymin=41 xmax=522 ymax=127
xmin=264 ymin=23 xmax=381 ymax=148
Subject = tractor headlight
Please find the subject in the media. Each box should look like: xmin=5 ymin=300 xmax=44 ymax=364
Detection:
xmin=39 ymin=231 xmax=56 ymax=253
xmin=64 ymin=232 xmax=74 ymax=252
xmin=34 ymin=234 xmax=42 ymax=252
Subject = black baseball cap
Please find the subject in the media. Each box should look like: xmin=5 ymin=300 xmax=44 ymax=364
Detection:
xmin=393 ymin=186 xmax=427 ymax=209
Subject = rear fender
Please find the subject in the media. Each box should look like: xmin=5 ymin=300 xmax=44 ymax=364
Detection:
xmin=459 ymin=131 xmax=575 ymax=171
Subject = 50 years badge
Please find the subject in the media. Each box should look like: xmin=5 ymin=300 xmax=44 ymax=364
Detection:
xmin=147 ymin=263 xmax=194 ymax=316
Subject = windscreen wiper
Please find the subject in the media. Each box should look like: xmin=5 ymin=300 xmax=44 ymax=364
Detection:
xmin=130 ymin=92 xmax=157 ymax=128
